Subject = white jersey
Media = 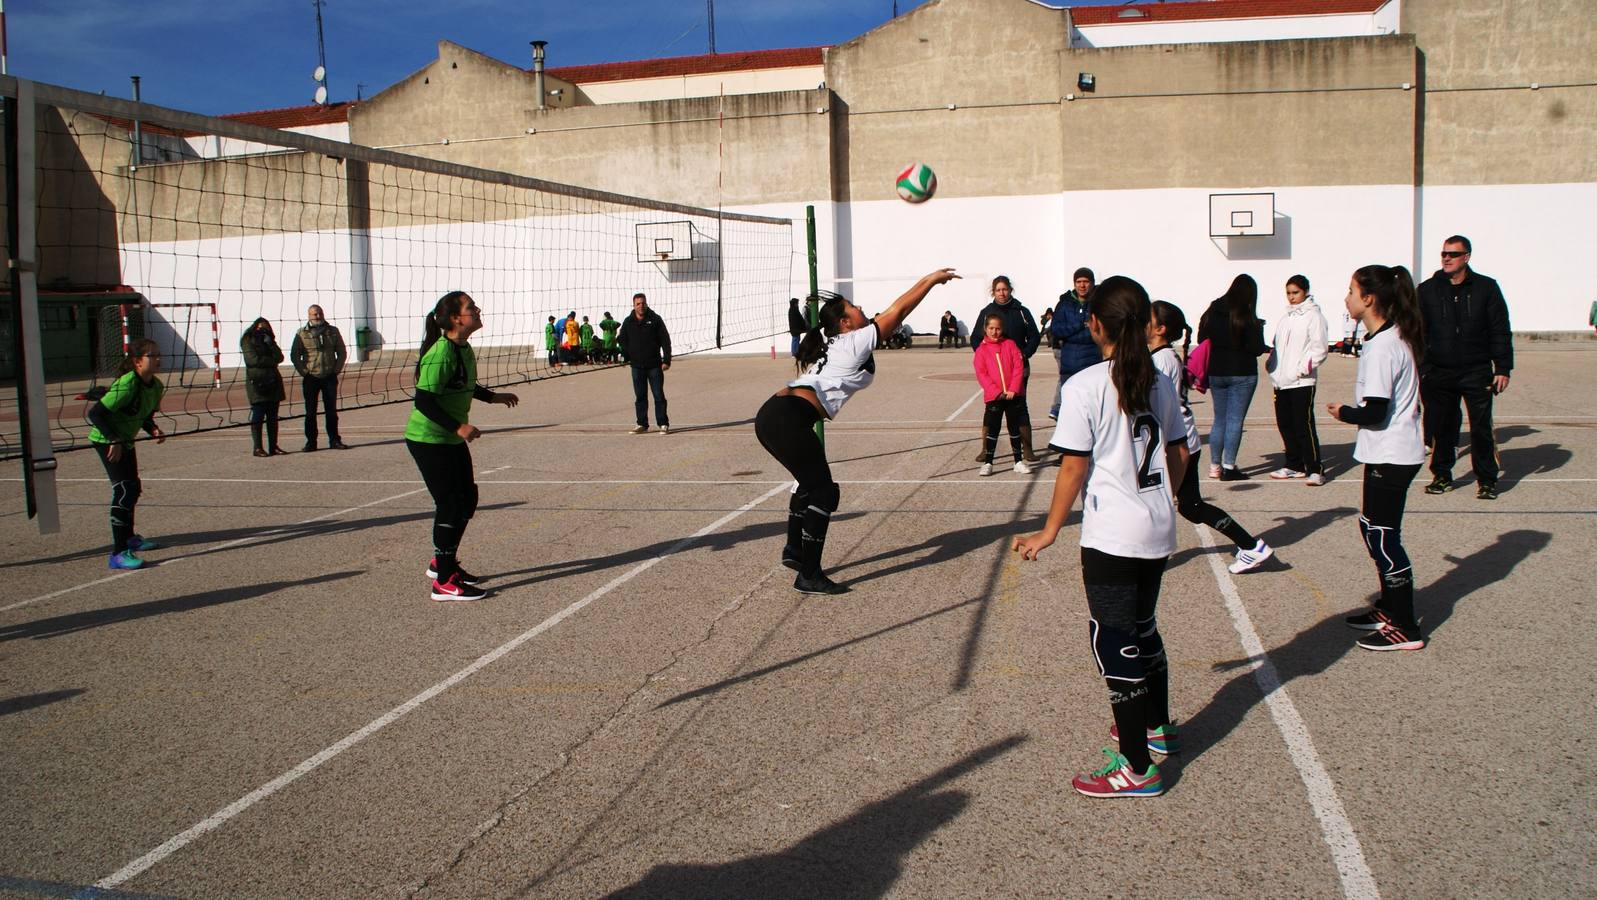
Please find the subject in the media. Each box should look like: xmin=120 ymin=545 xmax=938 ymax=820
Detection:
xmin=1049 ymin=359 xmax=1188 ymax=559
xmin=1351 ymin=323 xmax=1424 ymax=466
xmin=1152 ymin=345 xmax=1202 ymax=454
xmin=789 ymin=322 xmax=878 ymax=419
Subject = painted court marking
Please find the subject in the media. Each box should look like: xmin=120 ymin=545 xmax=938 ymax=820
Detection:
xmin=92 ymin=481 xmax=791 ymax=891
xmin=945 ymin=389 xmax=983 ymax=423
xmin=1194 ymin=523 xmax=1378 ymax=899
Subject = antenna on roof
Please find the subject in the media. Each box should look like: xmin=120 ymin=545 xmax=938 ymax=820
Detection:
xmin=311 ymin=0 xmax=330 ymax=105
xmin=706 ymin=0 xmax=716 ymax=54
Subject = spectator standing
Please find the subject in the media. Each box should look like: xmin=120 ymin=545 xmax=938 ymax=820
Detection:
xmin=788 ymin=298 xmax=807 ymax=358
xmin=619 ymin=292 xmax=672 ymax=434
xmin=971 ymin=312 xmax=1033 ymax=475
xmin=561 ymin=312 xmax=580 ymax=366
xmin=291 ymin=304 xmax=349 ymax=452
xmin=970 ymin=276 xmax=1042 ymax=461
xmin=241 ymin=317 xmax=287 ymax=457
xmin=1050 ymin=267 xmax=1102 ymax=420
xmin=1266 ymin=275 xmax=1328 ymax=482
xmin=600 ymin=311 xmax=621 ymax=363
xmin=1418 ymin=235 xmax=1512 ymax=500
xmin=579 ymin=315 xmax=597 ymax=364
xmin=1197 ymin=275 xmax=1269 ymax=481
xmin=544 ymin=316 xmax=559 ymax=368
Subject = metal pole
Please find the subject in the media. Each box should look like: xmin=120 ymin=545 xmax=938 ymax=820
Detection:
xmin=805 ymin=205 xmax=822 ymax=445
xmin=130 ymin=75 xmax=142 ymax=166
xmin=707 ymin=0 xmax=717 ymax=54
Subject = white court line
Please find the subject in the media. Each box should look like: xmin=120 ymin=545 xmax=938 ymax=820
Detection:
xmin=93 ymin=480 xmax=791 ymax=891
xmin=1194 ymin=524 xmax=1378 ymax=899
xmin=944 ymin=390 xmax=984 ymax=423
xmin=0 ymin=488 xmax=427 ymax=614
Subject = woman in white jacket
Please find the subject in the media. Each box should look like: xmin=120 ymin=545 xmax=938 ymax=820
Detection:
xmin=1267 ymin=275 xmax=1329 ymax=483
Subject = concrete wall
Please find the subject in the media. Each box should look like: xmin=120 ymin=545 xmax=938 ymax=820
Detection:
xmin=576 ymin=66 xmax=825 ymax=104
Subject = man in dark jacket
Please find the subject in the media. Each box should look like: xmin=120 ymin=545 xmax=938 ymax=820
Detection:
xmin=290 ymin=305 xmax=349 ymax=451
xmin=1049 ymin=267 xmax=1102 ymax=419
xmin=787 ymin=298 xmax=807 ymax=358
xmin=1419 ymin=234 xmax=1513 ymax=499
xmin=971 ymin=275 xmax=1042 ymax=461
xmin=619 ymin=292 xmax=672 ymax=434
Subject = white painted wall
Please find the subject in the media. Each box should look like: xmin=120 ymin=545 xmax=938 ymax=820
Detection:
xmin=577 ymin=67 xmax=825 ymax=104
xmin=183 ymin=122 xmax=352 ymax=159
xmin=1073 ymin=4 xmax=1398 ymax=48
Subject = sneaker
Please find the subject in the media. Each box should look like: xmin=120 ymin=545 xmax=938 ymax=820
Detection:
xmin=1219 ymin=466 xmax=1250 ymax=481
xmin=1269 ymin=468 xmax=1305 ymax=480
xmin=1047 ymin=412 xmax=1059 ymax=420
xmin=329 ymin=441 xmax=351 ymax=450
xmin=302 ymin=442 xmax=318 ymax=453
xmin=793 ymin=571 xmax=850 ymax=595
xmin=1424 ymin=476 xmax=1454 ymax=495
xmin=1305 ymin=472 xmax=1327 ymax=486
xmin=1228 ymin=540 xmax=1273 ymax=574
xmin=1013 ymin=460 xmax=1033 ymax=475
xmin=426 ymin=559 xmax=482 ymax=586
xmin=1208 ymin=464 xmax=1222 ymax=479
xmin=1357 ymin=620 xmax=1427 ymax=651
xmin=1071 ymin=749 xmax=1163 ymax=799
xmin=781 ymin=546 xmax=803 ymax=572
xmin=1477 ymin=482 xmax=1498 ymax=500
xmin=108 ymin=550 xmax=145 ymax=570
xmin=979 ymin=462 xmax=994 ymax=477
xmin=1110 ymin=722 xmax=1182 ymax=757
xmin=1344 ymin=610 xmax=1384 ymax=631
xmin=128 ymin=533 xmax=159 ymax=552
xmin=431 ymin=573 xmax=488 ymax=602
xmin=659 ymin=425 xmax=670 ymax=435
xmin=629 ymin=425 xmax=649 ymax=434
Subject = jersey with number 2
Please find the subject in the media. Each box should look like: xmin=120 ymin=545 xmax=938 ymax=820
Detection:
xmin=1048 ymin=360 xmax=1187 ymax=559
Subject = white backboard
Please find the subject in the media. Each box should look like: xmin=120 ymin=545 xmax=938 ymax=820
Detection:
xmin=1209 ymin=192 xmax=1276 ymax=237
xmin=635 ymin=221 xmax=695 ymax=262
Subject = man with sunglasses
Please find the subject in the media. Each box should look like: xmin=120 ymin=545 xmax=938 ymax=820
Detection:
xmin=1417 ymin=235 xmax=1512 ymax=500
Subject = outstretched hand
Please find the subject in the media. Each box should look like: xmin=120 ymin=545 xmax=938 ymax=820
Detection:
xmin=925 ymin=268 xmax=960 ymax=286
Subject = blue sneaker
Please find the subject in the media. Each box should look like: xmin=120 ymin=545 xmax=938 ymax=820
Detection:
xmin=109 ymin=550 xmax=145 ymax=570
xmin=128 ymin=534 xmax=159 ymax=552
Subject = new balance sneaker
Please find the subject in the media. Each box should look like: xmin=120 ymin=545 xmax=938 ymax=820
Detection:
xmin=108 ymin=550 xmax=145 ymax=570
xmin=1013 ymin=460 xmax=1033 ymax=475
xmin=128 ymin=534 xmax=159 ymax=552
xmin=1344 ymin=609 xmax=1384 ymax=631
xmin=793 ymin=571 xmax=850 ymax=595
xmin=1269 ymin=468 xmax=1306 ymax=480
xmin=1228 ymin=540 xmax=1274 ymax=574
xmin=629 ymin=425 xmax=649 ymax=434
xmin=426 ymin=559 xmax=481 ymax=586
xmin=781 ymin=545 xmax=803 ymax=572
xmin=979 ymin=462 xmax=994 ymax=477
xmin=431 ymin=573 xmax=488 ymax=602
xmin=1071 ymin=749 xmax=1164 ymax=799
xmin=1477 ymin=482 xmax=1498 ymax=500
xmin=1424 ymin=476 xmax=1455 ymax=495
xmin=1110 ymin=722 xmax=1182 ymax=758
xmin=1357 ymin=620 xmax=1427 ymax=651
xmin=659 ymin=425 xmax=671 ymax=435
xmin=1305 ymin=472 xmax=1327 ymax=486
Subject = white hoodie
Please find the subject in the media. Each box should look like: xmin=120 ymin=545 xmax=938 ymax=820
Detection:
xmin=1267 ymin=299 xmax=1329 ymax=390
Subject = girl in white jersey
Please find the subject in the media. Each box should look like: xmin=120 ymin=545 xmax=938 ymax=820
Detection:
xmin=1014 ymin=276 xmax=1190 ymax=799
xmin=754 ymin=269 xmax=959 ymax=595
xmin=1327 ymin=265 xmax=1428 ymax=651
xmin=1149 ymin=301 xmax=1273 ymax=574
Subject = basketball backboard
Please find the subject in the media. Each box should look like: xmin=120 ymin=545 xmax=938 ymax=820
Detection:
xmin=635 ymin=221 xmax=695 ymax=262
xmin=1209 ymin=193 xmax=1276 ymax=237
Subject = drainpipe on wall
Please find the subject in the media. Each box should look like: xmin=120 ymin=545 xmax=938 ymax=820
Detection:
xmin=531 ymin=41 xmax=547 ymax=110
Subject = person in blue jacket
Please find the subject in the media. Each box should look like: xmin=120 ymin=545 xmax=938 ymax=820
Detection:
xmin=1050 ymin=267 xmax=1103 ymax=420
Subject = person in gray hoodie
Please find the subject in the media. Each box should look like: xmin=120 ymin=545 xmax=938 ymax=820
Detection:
xmin=1266 ymin=275 xmax=1329 ymax=482
xmin=290 ymin=304 xmax=349 ymax=451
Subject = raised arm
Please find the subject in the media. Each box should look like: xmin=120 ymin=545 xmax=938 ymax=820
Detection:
xmin=873 ymin=268 xmax=959 ymax=339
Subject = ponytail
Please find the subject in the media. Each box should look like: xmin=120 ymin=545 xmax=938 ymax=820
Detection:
xmin=1352 ymin=265 xmax=1425 ymax=365
xmin=1150 ymin=300 xmax=1193 ymax=401
xmin=1092 ymin=276 xmax=1156 ymax=416
xmin=115 ymin=338 xmax=160 ymax=377
xmin=794 ymin=291 xmax=850 ymax=375
xmin=418 ymin=290 xmax=470 ymax=377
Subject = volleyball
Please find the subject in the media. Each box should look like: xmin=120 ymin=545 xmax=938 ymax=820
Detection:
xmin=895 ymin=162 xmax=937 ymax=203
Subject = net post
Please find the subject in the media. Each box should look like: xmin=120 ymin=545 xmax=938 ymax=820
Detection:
xmin=209 ymin=302 xmax=221 ymax=386
xmin=5 ymin=80 xmax=60 ymax=533
xmin=805 ymin=204 xmax=823 ymax=446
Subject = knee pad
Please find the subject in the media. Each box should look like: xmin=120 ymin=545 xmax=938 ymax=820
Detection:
xmin=1136 ymin=616 xmax=1166 ymax=671
xmin=788 ymin=486 xmax=808 ymax=516
xmin=1358 ymin=515 xmax=1411 ymax=582
xmin=1088 ymin=618 xmax=1145 ymax=683
xmin=807 ymin=481 xmax=840 ymax=517
xmin=111 ymin=478 xmax=141 ymax=511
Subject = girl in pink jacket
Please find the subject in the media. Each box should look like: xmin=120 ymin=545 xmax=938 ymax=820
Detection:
xmin=972 ymin=312 xmax=1033 ymax=475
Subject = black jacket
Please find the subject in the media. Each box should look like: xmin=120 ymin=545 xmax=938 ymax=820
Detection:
xmin=619 ymin=309 xmax=672 ymax=368
xmin=788 ymin=306 xmax=808 ymax=336
xmin=1197 ymin=299 xmax=1267 ymax=377
xmin=1417 ymin=268 xmax=1512 ymax=374
xmin=970 ymin=299 xmax=1041 ymax=360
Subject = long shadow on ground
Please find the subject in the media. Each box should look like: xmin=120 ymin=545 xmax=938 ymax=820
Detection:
xmin=603 ymin=734 xmax=1026 ymax=900
xmin=0 ymin=688 xmax=86 ymax=716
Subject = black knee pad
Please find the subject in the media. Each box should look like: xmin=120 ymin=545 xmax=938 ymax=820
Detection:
xmin=808 ymin=481 xmax=840 ymax=516
xmin=1359 ymin=515 xmax=1411 ymax=581
xmin=111 ymin=478 xmax=141 ymax=511
xmin=789 ymin=485 xmax=808 ymax=516
xmin=1088 ymin=618 xmax=1145 ymax=682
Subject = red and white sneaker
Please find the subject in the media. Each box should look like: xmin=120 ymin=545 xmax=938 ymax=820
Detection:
xmin=1071 ymin=749 xmax=1164 ymax=798
xmin=431 ymin=573 xmax=488 ymax=602
xmin=426 ymin=559 xmax=481 ymax=586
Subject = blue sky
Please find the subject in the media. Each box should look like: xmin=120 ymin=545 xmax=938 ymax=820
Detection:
xmin=9 ymin=0 xmax=1121 ymax=116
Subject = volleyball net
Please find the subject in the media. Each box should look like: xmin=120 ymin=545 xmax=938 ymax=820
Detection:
xmin=1 ymin=77 xmax=794 ymax=471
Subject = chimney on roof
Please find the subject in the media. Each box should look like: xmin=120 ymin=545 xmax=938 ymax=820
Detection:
xmin=531 ymin=41 xmax=548 ymax=110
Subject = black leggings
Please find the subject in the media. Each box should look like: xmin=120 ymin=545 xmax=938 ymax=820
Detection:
xmin=754 ymin=394 xmax=838 ymax=577
xmin=96 ymin=443 xmax=141 ymax=554
xmin=1359 ymin=462 xmax=1422 ymax=631
xmin=407 ymin=439 xmax=479 ymax=577
xmin=1081 ymin=547 xmax=1171 ymax=774
xmin=1175 ymin=449 xmax=1258 ymax=550
xmin=981 ymin=396 xmax=1028 ymax=463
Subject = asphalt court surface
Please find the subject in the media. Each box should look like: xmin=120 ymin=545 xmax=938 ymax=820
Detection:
xmin=2 ymin=342 xmax=1593 ymax=898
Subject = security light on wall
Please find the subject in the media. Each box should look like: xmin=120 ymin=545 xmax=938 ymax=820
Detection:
xmin=1077 ymin=72 xmax=1096 ymax=92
